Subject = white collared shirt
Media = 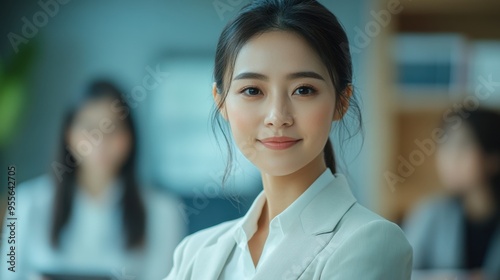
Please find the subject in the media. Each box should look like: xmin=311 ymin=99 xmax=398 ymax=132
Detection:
xmin=219 ymin=168 xmax=335 ymax=280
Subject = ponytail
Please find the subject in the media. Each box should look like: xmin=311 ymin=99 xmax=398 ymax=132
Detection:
xmin=324 ymin=137 xmax=336 ymax=173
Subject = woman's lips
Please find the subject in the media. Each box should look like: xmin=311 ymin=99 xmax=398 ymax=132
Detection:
xmin=258 ymin=136 xmax=302 ymax=150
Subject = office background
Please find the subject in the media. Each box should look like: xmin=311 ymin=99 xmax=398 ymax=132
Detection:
xmin=0 ymin=0 xmax=499 ymax=273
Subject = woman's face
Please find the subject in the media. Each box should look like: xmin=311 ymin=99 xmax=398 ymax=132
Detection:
xmin=436 ymin=124 xmax=486 ymax=193
xmin=67 ymin=97 xmax=132 ymax=177
xmin=217 ymin=31 xmax=337 ymax=176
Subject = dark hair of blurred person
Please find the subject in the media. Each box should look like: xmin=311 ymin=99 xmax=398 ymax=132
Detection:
xmin=437 ymin=108 xmax=500 ymax=221
xmin=51 ymin=80 xmax=146 ymax=250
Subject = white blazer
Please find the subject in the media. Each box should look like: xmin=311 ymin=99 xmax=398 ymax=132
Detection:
xmin=165 ymin=173 xmax=413 ymax=280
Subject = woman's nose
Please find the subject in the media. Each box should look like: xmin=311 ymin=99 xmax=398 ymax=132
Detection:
xmin=263 ymin=94 xmax=293 ymax=127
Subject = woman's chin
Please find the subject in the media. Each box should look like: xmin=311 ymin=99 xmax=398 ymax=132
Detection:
xmin=257 ymin=163 xmax=306 ymax=177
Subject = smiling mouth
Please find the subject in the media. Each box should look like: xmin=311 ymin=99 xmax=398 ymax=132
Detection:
xmin=258 ymin=137 xmax=302 ymax=150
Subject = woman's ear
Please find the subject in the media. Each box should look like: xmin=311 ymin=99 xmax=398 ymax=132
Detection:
xmin=333 ymin=84 xmax=353 ymax=121
xmin=212 ymin=82 xmax=228 ymax=120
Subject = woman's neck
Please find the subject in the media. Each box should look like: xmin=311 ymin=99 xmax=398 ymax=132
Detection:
xmin=260 ymin=153 xmax=327 ymax=223
xmin=76 ymin=169 xmax=115 ymax=200
xmin=463 ymin=184 xmax=497 ymax=223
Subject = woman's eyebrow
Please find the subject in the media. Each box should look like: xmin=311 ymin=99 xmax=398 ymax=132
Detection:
xmin=287 ymin=71 xmax=325 ymax=81
xmin=232 ymin=71 xmax=325 ymax=81
xmin=233 ymin=72 xmax=267 ymax=81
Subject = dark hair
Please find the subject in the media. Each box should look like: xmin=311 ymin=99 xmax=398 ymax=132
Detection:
xmin=441 ymin=108 xmax=500 ymax=208
xmin=50 ymin=80 xmax=146 ymax=249
xmin=211 ymin=0 xmax=362 ymax=185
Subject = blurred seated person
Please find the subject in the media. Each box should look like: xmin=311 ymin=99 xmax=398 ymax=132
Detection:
xmin=0 ymin=80 xmax=185 ymax=280
xmin=403 ymin=108 xmax=500 ymax=279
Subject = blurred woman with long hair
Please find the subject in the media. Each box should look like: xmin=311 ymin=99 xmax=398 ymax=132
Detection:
xmin=1 ymin=80 xmax=185 ymax=280
xmin=404 ymin=108 xmax=500 ymax=279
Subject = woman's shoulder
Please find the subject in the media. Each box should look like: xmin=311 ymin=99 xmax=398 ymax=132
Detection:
xmin=321 ymin=203 xmax=413 ymax=278
xmin=404 ymin=194 xmax=460 ymax=227
xmin=318 ymin=202 xmax=412 ymax=278
xmin=413 ymin=194 xmax=460 ymax=213
xmin=18 ymin=173 xmax=54 ymax=188
xmin=16 ymin=174 xmax=55 ymax=201
xmin=182 ymin=218 xmax=239 ymax=249
xmin=165 ymin=218 xmax=240 ymax=279
xmin=2 ymin=174 xmax=55 ymax=231
xmin=326 ymin=202 xmax=411 ymax=252
xmin=341 ymin=202 xmax=404 ymax=232
xmin=170 ymin=218 xmax=240 ymax=265
xmin=336 ymin=202 xmax=412 ymax=259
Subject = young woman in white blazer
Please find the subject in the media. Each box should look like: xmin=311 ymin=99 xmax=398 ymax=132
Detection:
xmin=165 ymin=0 xmax=413 ymax=279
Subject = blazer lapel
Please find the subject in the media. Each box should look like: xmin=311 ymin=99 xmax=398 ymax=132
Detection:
xmin=253 ymin=173 xmax=357 ymax=280
xmin=191 ymin=226 xmax=238 ymax=280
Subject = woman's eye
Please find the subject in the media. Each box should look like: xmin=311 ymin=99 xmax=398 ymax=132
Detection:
xmin=241 ymin=87 xmax=261 ymax=96
xmin=293 ymin=86 xmax=316 ymax=96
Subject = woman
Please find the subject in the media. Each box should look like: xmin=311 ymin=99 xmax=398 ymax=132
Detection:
xmin=404 ymin=108 xmax=500 ymax=279
xmin=0 ymin=81 xmax=185 ymax=279
xmin=164 ymin=0 xmax=413 ymax=279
